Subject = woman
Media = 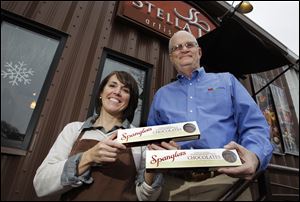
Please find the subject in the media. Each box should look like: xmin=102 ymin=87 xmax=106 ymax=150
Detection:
xmin=33 ymin=71 xmax=174 ymax=201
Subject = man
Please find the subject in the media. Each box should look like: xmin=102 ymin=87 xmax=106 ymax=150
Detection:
xmin=147 ymin=30 xmax=273 ymax=201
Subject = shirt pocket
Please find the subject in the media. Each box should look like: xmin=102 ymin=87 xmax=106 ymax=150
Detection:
xmin=195 ymin=86 xmax=232 ymax=116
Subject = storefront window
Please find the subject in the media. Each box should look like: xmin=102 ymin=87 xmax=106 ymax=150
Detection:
xmin=251 ymin=74 xmax=284 ymax=154
xmin=270 ymin=84 xmax=299 ymax=155
xmin=1 ymin=12 xmax=67 ymax=153
xmin=285 ymin=67 xmax=299 ymax=122
xmin=252 ymin=74 xmax=299 ymax=156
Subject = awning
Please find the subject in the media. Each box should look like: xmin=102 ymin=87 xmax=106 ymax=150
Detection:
xmin=197 ymin=18 xmax=292 ymax=76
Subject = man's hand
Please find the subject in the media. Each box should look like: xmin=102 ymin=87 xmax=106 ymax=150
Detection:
xmin=144 ymin=140 xmax=180 ymax=185
xmin=147 ymin=140 xmax=180 ymax=150
xmin=217 ymin=141 xmax=259 ymax=180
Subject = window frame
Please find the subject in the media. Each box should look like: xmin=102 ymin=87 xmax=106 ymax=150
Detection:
xmin=88 ymin=48 xmax=153 ymax=127
xmin=1 ymin=10 xmax=68 ymax=155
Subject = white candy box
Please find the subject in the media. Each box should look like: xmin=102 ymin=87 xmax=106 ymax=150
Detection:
xmin=146 ymin=149 xmax=242 ymax=170
xmin=117 ymin=121 xmax=200 ymax=146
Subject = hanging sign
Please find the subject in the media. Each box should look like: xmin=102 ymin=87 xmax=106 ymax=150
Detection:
xmin=117 ymin=1 xmax=216 ymax=39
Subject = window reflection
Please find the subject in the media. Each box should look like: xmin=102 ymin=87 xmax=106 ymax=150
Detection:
xmin=1 ymin=21 xmax=59 ymax=144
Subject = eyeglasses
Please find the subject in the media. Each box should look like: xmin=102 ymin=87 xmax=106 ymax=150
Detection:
xmin=171 ymin=41 xmax=198 ymax=53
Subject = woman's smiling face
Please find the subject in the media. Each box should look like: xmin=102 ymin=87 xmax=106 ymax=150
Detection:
xmin=100 ymin=74 xmax=130 ymax=118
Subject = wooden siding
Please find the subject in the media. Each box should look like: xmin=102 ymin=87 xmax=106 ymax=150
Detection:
xmin=1 ymin=1 xmax=298 ymax=200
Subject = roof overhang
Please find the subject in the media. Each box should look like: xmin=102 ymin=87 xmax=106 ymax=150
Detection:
xmin=190 ymin=1 xmax=299 ymax=76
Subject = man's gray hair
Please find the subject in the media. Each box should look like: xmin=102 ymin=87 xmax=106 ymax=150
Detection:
xmin=168 ymin=30 xmax=198 ymax=53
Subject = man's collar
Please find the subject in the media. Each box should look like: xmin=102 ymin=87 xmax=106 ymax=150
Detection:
xmin=176 ymin=67 xmax=205 ymax=81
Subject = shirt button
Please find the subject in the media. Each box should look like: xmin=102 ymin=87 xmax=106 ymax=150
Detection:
xmin=190 ymin=110 xmax=193 ymax=113
xmin=190 ymin=96 xmax=193 ymax=99
xmin=190 ymin=83 xmax=192 ymax=85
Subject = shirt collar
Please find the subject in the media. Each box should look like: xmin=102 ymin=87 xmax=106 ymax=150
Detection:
xmin=79 ymin=114 xmax=131 ymax=132
xmin=176 ymin=67 xmax=205 ymax=83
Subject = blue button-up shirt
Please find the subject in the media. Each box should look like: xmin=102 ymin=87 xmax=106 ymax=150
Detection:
xmin=147 ymin=67 xmax=273 ymax=171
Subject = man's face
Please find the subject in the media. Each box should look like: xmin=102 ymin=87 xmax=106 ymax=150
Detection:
xmin=169 ymin=32 xmax=201 ymax=77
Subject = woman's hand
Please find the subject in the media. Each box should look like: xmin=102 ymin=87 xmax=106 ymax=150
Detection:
xmin=78 ymin=133 xmax=126 ymax=175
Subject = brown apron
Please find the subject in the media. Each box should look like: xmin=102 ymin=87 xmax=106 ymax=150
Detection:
xmin=61 ymin=131 xmax=138 ymax=201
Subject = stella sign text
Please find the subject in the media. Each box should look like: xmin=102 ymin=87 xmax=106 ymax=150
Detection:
xmin=118 ymin=1 xmax=216 ymax=38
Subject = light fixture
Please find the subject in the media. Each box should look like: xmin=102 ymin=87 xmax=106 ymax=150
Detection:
xmin=218 ymin=1 xmax=254 ymax=23
xmin=30 ymin=100 xmax=36 ymax=109
xmin=235 ymin=1 xmax=253 ymax=14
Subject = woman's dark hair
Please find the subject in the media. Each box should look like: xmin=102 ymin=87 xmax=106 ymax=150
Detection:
xmin=95 ymin=71 xmax=139 ymax=123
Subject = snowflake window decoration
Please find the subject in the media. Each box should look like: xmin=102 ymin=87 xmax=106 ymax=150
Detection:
xmin=1 ymin=61 xmax=34 ymax=86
